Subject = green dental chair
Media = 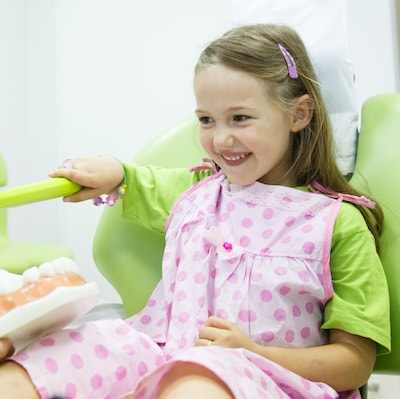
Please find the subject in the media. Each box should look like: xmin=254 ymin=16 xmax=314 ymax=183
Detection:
xmin=93 ymin=92 xmax=400 ymax=391
xmin=0 ymin=154 xmax=74 ymax=273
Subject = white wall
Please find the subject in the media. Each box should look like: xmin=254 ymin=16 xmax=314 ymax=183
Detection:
xmin=347 ymin=0 xmax=399 ymax=109
xmin=1 ymin=0 xmax=232 ymax=303
xmin=1 ymin=0 xmax=399 ymax=305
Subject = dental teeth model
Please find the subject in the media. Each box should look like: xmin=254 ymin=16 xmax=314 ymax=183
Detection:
xmin=0 ymin=257 xmax=99 ymax=350
xmin=0 ymin=258 xmax=85 ymax=315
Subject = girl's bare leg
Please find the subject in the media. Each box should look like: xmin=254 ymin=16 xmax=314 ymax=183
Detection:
xmin=0 ymin=361 xmax=40 ymax=399
xmin=0 ymin=338 xmax=14 ymax=359
xmin=157 ymin=362 xmax=234 ymax=399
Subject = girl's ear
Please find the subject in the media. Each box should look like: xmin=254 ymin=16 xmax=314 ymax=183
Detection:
xmin=291 ymin=94 xmax=314 ymax=133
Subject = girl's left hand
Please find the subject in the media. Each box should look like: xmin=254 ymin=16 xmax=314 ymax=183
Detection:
xmin=196 ymin=316 xmax=255 ymax=351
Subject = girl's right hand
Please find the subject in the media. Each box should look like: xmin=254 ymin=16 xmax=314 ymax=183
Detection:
xmin=48 ymin=155 xmax=125 ymax=203
xmin=0 ymin=338 xmax=14 ymax=361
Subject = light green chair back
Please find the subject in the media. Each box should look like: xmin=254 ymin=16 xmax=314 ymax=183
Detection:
xmin=93 ymin=94 xmax=400 ymax=374
xmin=0 ymin=153 xmax=74 ymax=273
xmin=349 ymin=93 xmax=400 ymax=373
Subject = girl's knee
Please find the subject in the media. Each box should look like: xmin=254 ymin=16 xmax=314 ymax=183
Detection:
xmin=157 ymin=361 xmax=233 ymax=399
xmin=0 ymin=338 xmax=14 ymax=360
xmin=0 ymin=360 xmax=40 ymax=399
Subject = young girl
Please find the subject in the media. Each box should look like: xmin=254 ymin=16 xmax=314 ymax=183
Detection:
xmin=0 ymin=24 xmax=390 ymax=399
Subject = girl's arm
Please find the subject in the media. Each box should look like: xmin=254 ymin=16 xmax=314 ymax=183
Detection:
xmin=252 ymin=328 xmax=375 ymax=392
xmin=198 ymin=316 xmax=375 ymax=393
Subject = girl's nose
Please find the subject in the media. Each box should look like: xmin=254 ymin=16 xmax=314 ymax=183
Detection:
xmin=213 ymin=126 xmax=234 ymax=149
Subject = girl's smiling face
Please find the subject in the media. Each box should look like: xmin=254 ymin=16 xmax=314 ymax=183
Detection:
xmin=194 ymin=64 xmax=299 ymax=187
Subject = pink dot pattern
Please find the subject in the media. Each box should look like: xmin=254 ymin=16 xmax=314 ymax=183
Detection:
xmin=11 ymin=174 xmax=360 ymax=398
xmin=131 ymin=176 xmax=337 ymax=351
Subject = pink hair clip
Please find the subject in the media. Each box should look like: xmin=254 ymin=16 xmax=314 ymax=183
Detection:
xmin=278 ymin=43 xmax=298 ymax=79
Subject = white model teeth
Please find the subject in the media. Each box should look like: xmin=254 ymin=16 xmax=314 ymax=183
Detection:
xmin=39 ymin=262 xmax=56 ymax=277
xmin=0 ymin=270 xmax=23 ymax=295
xmin=55 ymin=257 xmax=79 ymax=274
xmin=22 ymin=267 xmax=41 ymax=283
xmin=0 ymin=257 xmax=80 ymax=296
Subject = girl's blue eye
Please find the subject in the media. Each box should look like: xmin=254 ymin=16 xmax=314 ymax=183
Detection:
xmin=233 ymin=115 xmax=249 ymax=122
xmin=199 ymin=116 xmax=214 ymax=125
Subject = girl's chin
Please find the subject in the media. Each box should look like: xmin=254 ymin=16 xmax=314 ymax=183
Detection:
xmin=225 ymin=176 xmax=257 ymax=186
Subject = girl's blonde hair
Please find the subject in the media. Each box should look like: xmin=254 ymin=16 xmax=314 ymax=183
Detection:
xmin=195 ymin=24 xmax=383 ymax=250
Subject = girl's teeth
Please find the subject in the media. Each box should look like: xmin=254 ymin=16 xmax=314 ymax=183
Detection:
xmin=224 ymin=154 xmax=247 ymax=161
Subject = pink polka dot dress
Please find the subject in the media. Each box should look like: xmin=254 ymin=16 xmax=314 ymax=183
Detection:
xmin=12 ymin=173 xmax=361 ymax=399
